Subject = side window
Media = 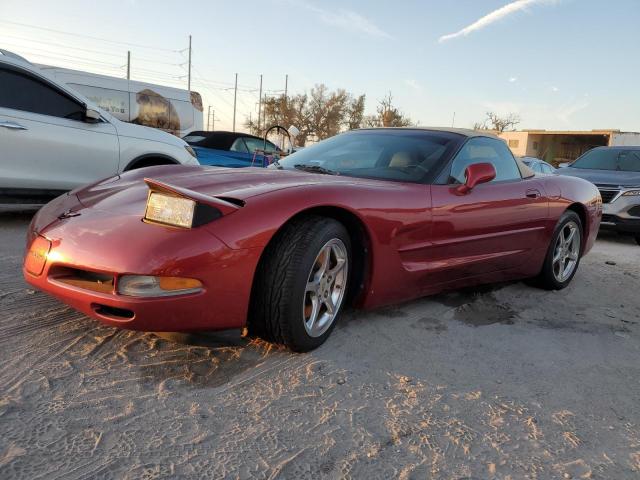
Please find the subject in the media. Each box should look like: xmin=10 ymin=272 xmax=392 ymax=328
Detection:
xmin=531 ymin=163 xmax=542 ymax=173
xmin=449 ymin=137 xmax=522 ymax=184
xmin=230 ymin=138 xmax=249 ymax=153
xmin=243 ymin=137 xmax=277 ymax=153
xmin=0 ymin=67 xmax=85 ymax=120
xmin=542 ymin=164 xmax=554 ymax=174
xmin=69 ymin=83 xmax=128 ymax=120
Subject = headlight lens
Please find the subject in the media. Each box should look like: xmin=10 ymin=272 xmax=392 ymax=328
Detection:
xmin=117 ymin=275 xmax=203 ymax=297
xmin=185 ymin=145 xmax=197 ymax=158
xmin=144 ymin=192 xmax=195 ymax=228
xmin=622 ymin=190 xmax=640 ymax=196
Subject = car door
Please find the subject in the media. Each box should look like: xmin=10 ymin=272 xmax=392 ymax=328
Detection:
xmin=0 ymin=64 xmax=119 ymax=198
xmin=427 ymin=137 xmax=548 ymax=285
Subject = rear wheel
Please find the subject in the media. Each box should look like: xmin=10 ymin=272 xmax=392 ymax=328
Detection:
xmin=536 ymin=211 xmax=583 ymax=290
xmin=249 ymin=216 xmax=351 ymax=352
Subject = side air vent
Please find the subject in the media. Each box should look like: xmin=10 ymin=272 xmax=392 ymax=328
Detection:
xmin=216 ymin=197 xmax=245 ymax=208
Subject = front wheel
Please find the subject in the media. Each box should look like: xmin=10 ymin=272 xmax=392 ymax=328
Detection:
xmin=249 ymin=216 xmax=351 ymax=352
xmin=536 ymin=211 xmax=583 ymax=290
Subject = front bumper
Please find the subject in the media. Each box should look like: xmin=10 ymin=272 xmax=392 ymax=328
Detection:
xmin=600 ymin=195 xmax=640 ymax=234
xmin=600 ymin=215 xmax=640 ymax=234
xmin=23 ymin=198 xmax=261 ymax=332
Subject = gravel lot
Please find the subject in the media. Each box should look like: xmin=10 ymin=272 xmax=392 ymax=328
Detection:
xmin=1 ymin=209 xmax=639 ymax=479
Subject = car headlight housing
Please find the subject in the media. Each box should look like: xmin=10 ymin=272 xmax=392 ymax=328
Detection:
xmin=144 ymin=191 xmax=222 ymax=228
xmin=185 ymin=145 xmax=197 ymax=158
xmin=118 ymin=275 xmax=203 ymax=297
xmin=622 ymin=189 xmax=640 ymax=196
xmin=145 ymin=192 xmax=196 ymax=228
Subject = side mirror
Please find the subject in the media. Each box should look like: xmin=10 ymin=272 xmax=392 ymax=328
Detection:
xmin=85 ymin=108 xmax=101 ymax=123
xmin=456 ymin=162 xmax=496 ymax=195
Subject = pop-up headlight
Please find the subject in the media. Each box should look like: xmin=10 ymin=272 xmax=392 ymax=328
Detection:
xmin=145 ymin=192 xmax=196 ymax=228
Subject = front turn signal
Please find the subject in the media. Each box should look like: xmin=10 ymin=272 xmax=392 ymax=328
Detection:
xmin=117 ymin=275 xmax=203 ymax=297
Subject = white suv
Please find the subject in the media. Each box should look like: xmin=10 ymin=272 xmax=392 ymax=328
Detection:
xmin=0 ymin=49 xmax=199 ymax=204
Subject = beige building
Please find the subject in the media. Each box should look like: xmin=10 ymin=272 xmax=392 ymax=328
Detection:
xmin=498 ymin=130 xmax=640 ymax=165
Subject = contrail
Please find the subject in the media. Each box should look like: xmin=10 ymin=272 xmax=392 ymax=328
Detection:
xmin=439 ymin=0 xmax=558 ymax=43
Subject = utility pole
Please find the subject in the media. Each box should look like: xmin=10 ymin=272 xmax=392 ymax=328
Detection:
xmin=207 ymin=105 xmax=211 ymax=130
xmin=187 ymin=35 xmax=192 ymax=93
xmin=257 ymin=74 xmax=263 ymax=134
xmin=232 ymin=73 xmax=238 ymax=132
xmin=284 ymin=74 xmax=288 ymax=99
xmin=451 ymin=111 xmax=456 ymax=128
xmin=211 ymin=109 xmax=215 ymax=130
xmin=126 ymin=51 xmax=131 ymax=80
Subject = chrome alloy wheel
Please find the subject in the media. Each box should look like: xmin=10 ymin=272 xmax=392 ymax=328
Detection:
xmin=552 ymin=220 xmax=581 ymax=283
xmin=303 ymin=238 xmax=349 ymax=337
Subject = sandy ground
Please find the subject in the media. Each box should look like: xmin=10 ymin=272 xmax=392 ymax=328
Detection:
xmin=1 ymin=209 xmax=639 ymax=479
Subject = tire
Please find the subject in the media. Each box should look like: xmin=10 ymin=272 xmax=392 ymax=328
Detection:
xmin=248 ymin=215 xmax=351 ymax=352
xmin=536 ymin=211 xmax=583 ymax=290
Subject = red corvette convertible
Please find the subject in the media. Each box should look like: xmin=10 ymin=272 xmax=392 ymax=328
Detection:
xmin=24 ymin=128 xmax=601 ymax=351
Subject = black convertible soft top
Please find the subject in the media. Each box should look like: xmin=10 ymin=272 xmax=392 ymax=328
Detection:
xmin=183 ymin=131 xmax=265 ymax=150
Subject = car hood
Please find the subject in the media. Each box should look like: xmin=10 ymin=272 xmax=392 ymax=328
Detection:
xmin=111 ymin=118 xmax=188 ymax=148
xmin=557 ymin=167 xmax=640 ymax=187
xmin=75 ymin=165 xmax=373 ymax=215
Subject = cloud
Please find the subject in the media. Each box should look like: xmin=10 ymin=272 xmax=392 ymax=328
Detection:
xmin=439 ymin=0 xmax=558 ymax=43
xmin=287 ymin=0 xmax=392 ymax=39
xmin=405 ymin=79 xmax=422 ymax=92
xmin=508 ymin=77 xmax=518 ymax=83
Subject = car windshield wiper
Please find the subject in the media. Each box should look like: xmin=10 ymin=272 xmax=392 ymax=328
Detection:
xmin=294 ymin=164 xmax=339 ymax=175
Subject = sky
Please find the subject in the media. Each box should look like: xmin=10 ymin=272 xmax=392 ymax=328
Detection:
xmin=1 ymin=0 xmax=639 ymax=132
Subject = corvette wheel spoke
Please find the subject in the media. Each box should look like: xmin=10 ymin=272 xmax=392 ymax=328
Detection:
xmin=317 ymin=247 xmax=330 ymax=277
xmin=306 ymin=279 xmax=320 ymax=293
xmin=306 ymin=295 xmax=320 ymax=330
xmin=324 ymin=295 xmax=336 ymax=315
xmin=564 ymin=227 xmax=576 ymax=247
xmin=327 ymin=257 xmax=346 ymax=277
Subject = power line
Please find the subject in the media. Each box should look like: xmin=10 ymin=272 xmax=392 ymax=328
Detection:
xmin=0 ymin=20 xmax=180 ymax=52
xmin=2 ymin=43 xmax=124 ymax=68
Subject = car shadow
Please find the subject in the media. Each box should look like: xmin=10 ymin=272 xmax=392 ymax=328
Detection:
xmin=597 ymin=230 xmax=638 ymax=246
xmin=127 ymin=330 xmax=292 ymax=389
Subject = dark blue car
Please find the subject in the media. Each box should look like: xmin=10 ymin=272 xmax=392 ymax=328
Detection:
xmin=183 ymin=131 xmax=280 ymax=168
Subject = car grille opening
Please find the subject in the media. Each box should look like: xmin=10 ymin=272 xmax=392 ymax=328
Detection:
xmin=50 ymin=267 xmax=114 ymax=294
xmin=92 ymin=304 xmax=135 ymax=320
xmin=598 ymin=189 xmax=620 ymax=204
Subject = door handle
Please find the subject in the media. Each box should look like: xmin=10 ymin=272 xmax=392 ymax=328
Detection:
xmin=526 ymin=189 xmax=541 ymax=199
xmin=0 ymin=121 xmax=28 ymax=130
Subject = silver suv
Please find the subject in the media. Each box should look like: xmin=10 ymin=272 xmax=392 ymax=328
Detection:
xmin=0 ymin=49 xmax=199 ymax=204
xmin=557 ymin=146 xmax=640 ymax=245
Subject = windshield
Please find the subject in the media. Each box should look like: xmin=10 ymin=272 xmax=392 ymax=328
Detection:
xmin=276 ymin=130 xmax=457 ymax=183
xmin=571 ymin=148 xmax=640 ymax=172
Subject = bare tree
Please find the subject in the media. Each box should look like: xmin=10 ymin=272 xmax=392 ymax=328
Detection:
xmin=371 ymin=92 xmax=413 ymax=127
xmin=244 ymin=85 xmax=367 ymax=146
xmin=474 ymin=111 xmax=520 ymax=132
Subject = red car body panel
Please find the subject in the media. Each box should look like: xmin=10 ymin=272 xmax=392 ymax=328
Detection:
xmin=24 ymin=153 xmax=601 ymax=333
